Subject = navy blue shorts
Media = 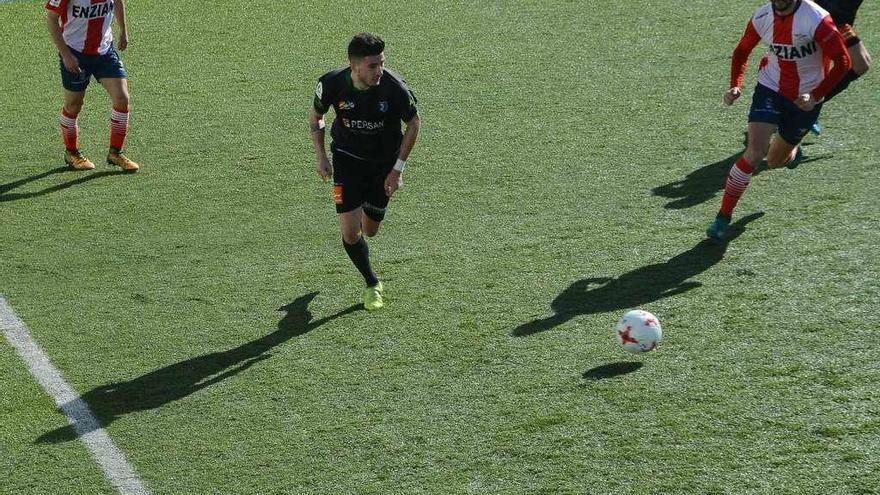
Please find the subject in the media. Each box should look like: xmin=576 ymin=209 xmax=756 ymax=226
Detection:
xmin=331 ymin=151 xmax=394 ymax=221
xmin=60 ymin=45 xmax=127 ymax=92
xmin=748 ymin=84 xmax=823 ymax=146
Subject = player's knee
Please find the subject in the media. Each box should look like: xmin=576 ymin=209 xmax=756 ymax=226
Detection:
xmin=342 ymin=231 xmax=362 ymax=245
xmin=112 ymin=95 xmax=130 ymax=111
xmin=363 ymin=226 xmax=379 ymax=238
xmin=742 ymin=149 xmax=764 ymax=167
xmin=64 ymin=101 xmax=84 ymax=116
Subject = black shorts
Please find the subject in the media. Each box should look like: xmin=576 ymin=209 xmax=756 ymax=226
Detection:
xmin=332 ymin=152 xmax=394 ymax=221
xmin=60 ymin=45 xmax=127 ymax=92
xmin=814 ymin=0 xmax=862 ymax=28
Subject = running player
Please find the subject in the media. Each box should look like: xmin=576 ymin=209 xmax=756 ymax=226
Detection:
xmin=309 ymin=33 xmax=421 ymax=310
xmin=46 ymin=0 xmax=139 ymax=172
xmin=810 ymin=0 xmax=871 ymax=134
xmin=707 ymin=0 xmax=851 ymax=241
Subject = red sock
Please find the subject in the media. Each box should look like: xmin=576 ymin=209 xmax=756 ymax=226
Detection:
xmin=60 ymin=109 xmax=79 ymax=151
xmin=720 ymin=158 xmax=755 ymax=218
xmin=109 ymin=106 xmax=129 ymax=151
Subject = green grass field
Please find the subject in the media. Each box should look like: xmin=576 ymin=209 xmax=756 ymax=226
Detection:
xmin=2 ymin=0 xmax=879 ymax=493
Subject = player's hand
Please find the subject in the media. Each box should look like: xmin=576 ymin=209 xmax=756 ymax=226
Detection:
xmin=61 ymin=53 xmax=81 ymax=74
xmin=795 ymin=93 xmax=816 ymax=111
xmin=316 ymin=156 xmax=332 ymax=181
xmin=117 ymin=31 xmax=128 ymax=51
xmin=723 ymin=87 xmax=742 ymax=106
xmin=384 ymin=170 xmax=402 ymax=197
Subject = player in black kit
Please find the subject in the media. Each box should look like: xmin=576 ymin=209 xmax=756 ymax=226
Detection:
xmin=811 ymin=0 xmax=871 ymax=134
xmin=309 ymin=33 xmax=421 ymax=310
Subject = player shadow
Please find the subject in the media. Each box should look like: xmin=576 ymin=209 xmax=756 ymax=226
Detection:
xmin=511 ymin=212 xmax=764 ymax=337
xmin=36 ymin=292 xmax=361 ymax=444
xmin=0 ymin=166 xmax=127 ymax=203
xmin=582 ymin=361 xmax=643 ymax=380
xmin=652 ymin=143 xmax=826 ymax=210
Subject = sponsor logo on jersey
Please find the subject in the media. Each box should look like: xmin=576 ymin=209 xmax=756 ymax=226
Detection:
xmin=71 ymin=2 xmax=114 ymax=19
xmin=769 ymin=41 xmax=818 ymax=60
xmin=340 ymin=118 xmax=385 ymax=131
xmin=338 ymin=100 xmax=356 ymax=110
xmin=378 ymin=101 xmax=389 ymax=113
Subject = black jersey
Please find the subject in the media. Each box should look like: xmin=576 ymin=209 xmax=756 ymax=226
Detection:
xmin=814 ymin=0 xmax=863 ymax=26
xmin=313 ymin=67 xmax=418 ymax=162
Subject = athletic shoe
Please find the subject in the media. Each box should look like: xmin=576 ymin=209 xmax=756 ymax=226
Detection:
xmin=785 ymin=146 xmax=804 ymax=170
xmin=706 ymin=214 xmax=730 ymax=242
xmin=363 ymin=281 xmax=384 ymax=311
xmin=810 ymin=120 xmax=822 ymax=136
xmin=107 ymin=149 xmax=139 ymax=172
xmin=64 ymin=149 xmax=95 ymax=170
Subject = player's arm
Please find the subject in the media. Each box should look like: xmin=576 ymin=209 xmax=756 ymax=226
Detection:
xmin=115 ymin=0 xmax=129 ymax=51
xmin=397 ymin=113 xmax=421 ymax=163
xmin=384 ymin=113 xmax=420 ymax=197
xmin=726 ymin=19 xmax=761 ymax=105
xmin=46 ymin=4 xmax=80 ymax=74
xmin=309 ymin=105 xmax=331 ymax=181
xmin=809 ymin=17 xmax=852 ymax=101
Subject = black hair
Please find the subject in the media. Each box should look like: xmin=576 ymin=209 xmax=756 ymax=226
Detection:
xmin=348 ymin=33 xmax=385 ymax=58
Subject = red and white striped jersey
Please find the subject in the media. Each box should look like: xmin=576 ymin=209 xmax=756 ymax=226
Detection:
xmin=45 ymin=0 xmax=115 ymax=56
xmin=731 ymin=0 xmax=850 ymax=101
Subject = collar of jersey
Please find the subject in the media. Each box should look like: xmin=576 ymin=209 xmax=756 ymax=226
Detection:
xmin=346 ymin=69 xmax=377 ymax=93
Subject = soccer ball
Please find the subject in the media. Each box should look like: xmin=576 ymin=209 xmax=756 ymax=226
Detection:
xmin=615 ymin=310 xmax=662 ymax=353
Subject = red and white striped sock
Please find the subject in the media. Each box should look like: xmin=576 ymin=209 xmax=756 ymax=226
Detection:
xmin=720 ymin=158 xmax=755 ymax=218
xmin=60 ymin=109 xmax=79 ymax=151
xmin=109 ymin=107 xmax=129 ymax=151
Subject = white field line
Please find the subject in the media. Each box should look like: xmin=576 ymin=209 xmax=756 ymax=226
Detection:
xmin=0 ymin=296 xmax=150 ymax=495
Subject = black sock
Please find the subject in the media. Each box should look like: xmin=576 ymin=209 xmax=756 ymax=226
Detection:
xmin=343 ymin=236 xmax=379 ymax=287
xmin=824 ymin=70 xmax=861 ymax=103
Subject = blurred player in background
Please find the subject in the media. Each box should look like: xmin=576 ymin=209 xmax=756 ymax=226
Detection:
xmin=707 ymin=0 xmax=851 ymax=241
xmin=46 ymin=0 xmax=139 ymax=172
xmin=810 ymin=0 xmax=871 ymax=134
xmin=309 ymin=33 xmax=421 ymax=310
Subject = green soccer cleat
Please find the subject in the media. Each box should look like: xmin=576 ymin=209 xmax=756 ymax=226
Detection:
xmin=363 ymin=281 xmax=384 ymax=311
xmin=706 ymin=214 xmax=730 ymax=242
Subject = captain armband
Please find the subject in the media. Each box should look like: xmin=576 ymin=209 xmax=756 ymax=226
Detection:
xmin=393 ymin=158 xmax=406 ymax=172
xmin=310 ymin=120 xmax=325 ymax=133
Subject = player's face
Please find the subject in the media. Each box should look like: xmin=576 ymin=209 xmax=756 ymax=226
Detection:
xmin=771 ymin=0 xmax=795 ymax=13
xmin=352 ymin=53 xmax=385 ymax=88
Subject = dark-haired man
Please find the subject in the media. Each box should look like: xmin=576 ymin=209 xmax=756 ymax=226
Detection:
xmin=706 ymin=0 xmax=851 ymax=241
xmin=309 ymin=33 xmax=421 ymax=310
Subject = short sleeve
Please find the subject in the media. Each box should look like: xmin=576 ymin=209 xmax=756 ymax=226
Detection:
xmin=45 ymin=0 xmax=68 ymax=15
xmin=313 ymin=77 xmax=333 ymax=115
xmin=394 ymin=82 xmax=418 ymax=122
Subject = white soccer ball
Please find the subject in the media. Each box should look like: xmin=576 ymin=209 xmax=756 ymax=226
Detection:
xmin=615 ymin=310 xmax=662 ymax=353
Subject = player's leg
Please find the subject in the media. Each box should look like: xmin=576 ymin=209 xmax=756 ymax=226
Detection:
xmin=361 ymin=161 xmax=393 ymax=238
xmin=766 ymin=135 xmax=800 ymax=169
xmin=340 ymin=209 xmax=384 ymax=310
xmin=59 ymin=51 xmax=95 ymax=170
xmin=100 ymin=77 xmax=138 ymax=171
xmin=708 ymin=86 xmax=777 ymax=241
xmin=95 ymin=46 xmax=137 ymax=171
xmin=334 ymin=155 xmax=383 ymax=310
xmin=60 ymin=89 xmax=94 ymax=170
